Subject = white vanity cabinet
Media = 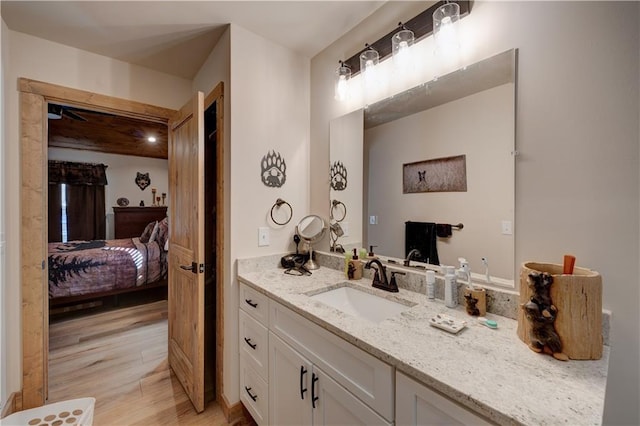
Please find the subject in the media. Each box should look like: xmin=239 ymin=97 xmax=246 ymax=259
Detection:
xmin=396 ymin=372 xmax=493 ymax=426
xmin=238 ymin=282 xmax=393 ymax=425
xmin=269 ymin=332 xmax=390 ymax=426
xmin=239 ymin=285 xmax=270 ymax=424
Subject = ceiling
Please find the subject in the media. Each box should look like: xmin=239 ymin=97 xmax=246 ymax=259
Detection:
xmin=1 ymin=1 xmax=386 ymax=79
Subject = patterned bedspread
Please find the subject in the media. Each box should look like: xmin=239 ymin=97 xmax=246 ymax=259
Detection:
xmin=48 ymin=238 xmax=166 ymax=299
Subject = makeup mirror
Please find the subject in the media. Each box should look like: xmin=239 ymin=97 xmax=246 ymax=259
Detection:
xmin=296 ymin=214 xmax=328 ymax=270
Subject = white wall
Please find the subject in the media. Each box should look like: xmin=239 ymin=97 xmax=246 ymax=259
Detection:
xmin=223 ymin=24 xmax=310 ymax=403
xmin=48 ymin=148 xmax=169 ymax=239
xmin=311 ymin=2 xmax=639 ymax=424
xmin=2 ymin=26 xmax=191 ymax=399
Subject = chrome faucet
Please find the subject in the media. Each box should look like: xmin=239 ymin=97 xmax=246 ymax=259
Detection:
xmin=365 ymin=259 xmax=398 ymax=292
xmin=404 ymin=248 xmax=422 ymax=266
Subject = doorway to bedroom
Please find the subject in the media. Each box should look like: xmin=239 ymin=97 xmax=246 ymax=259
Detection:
xmin=19 ymin=79 xmax=225 ymax=419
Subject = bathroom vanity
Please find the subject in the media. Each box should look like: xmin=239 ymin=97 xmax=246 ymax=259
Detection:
xmin=237 ymin=254 xmax=609 ymax=425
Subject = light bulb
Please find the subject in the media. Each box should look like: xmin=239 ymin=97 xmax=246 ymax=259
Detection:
xmin=336 ymin=76 xmax=348 ymax=101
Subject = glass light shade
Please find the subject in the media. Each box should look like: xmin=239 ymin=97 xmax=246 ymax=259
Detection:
xmin=433 ymin=2 xmax=460 ymax=52
xmin=359 ymin=47 xmax=379 ymax=75
xmin=334 ymin=63 xmax=351 ymax=101
xmin=392 ymin=28 xmax=415 ymax=67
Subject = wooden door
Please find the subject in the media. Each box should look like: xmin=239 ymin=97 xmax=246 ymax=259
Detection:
xmin=168 ymin=91 xmax=206 ymax=412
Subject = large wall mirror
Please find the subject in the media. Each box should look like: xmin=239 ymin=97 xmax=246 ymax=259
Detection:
xmin=329 ymin=49 xmax=517 ymax=284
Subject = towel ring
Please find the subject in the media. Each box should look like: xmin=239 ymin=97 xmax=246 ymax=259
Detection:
xmin=270 ymin=198 xmax=293 ymax=226
xmin=330 ymin=199 xmax=347 ymax=222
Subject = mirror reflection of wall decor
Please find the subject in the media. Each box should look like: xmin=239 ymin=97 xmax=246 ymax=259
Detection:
xmin=329 ymin=49 xmax=517 ymax=284
xmin=403 ymin=155 xmax=467 ymax=193
xmin=261 ymin=150 xmax=287 ymax=188
xmin=330 ymin=161 xmax=348 ymax=191
xmin=135 ymin=172 xmax=151 ymax=190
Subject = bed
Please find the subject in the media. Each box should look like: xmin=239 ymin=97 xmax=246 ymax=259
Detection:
xmin=48 ymin=217 xmax=169 ymax=306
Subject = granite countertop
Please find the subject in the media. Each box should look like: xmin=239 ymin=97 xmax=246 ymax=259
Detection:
xmin=237 ymin=263 xmax=609 ymax=426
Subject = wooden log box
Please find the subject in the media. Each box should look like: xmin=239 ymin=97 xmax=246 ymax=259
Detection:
xmin=517 ymin=261 xmax=603 ymax=360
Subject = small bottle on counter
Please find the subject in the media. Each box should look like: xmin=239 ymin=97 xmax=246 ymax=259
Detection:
xmin=344 ymin=251 xmax=352 ymax=278
xmin=426 ymin=270 xmax=435 ymax=300
xmin=347 ymin=248 xmax=363 ymax=280
xmin=444 ymin=266 xmax=458 ymax=308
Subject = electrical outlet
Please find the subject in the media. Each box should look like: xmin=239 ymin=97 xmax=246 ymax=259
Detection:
xmin=258 ymin=227 xmax=270 ymax=246
xmin=501 ymin=220 xmax=513 ymax=235
xmin=341 ymin=221 xmax=349 ymax=237
xmin=369 ymin=215 xmax=378 ymax=225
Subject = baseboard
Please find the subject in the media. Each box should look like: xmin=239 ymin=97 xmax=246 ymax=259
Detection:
xmin=220 ymin=394 xmax=247 ymax=425
xmin=1 ymin=391 xmax=23 ymax=418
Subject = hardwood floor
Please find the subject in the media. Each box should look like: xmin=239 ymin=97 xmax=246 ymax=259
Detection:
xmin=48 ymin=300 xmax=230 ymax=425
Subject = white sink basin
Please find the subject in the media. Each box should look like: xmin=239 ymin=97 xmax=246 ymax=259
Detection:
xmin=309 ymin=285 xmax=413 ymax=323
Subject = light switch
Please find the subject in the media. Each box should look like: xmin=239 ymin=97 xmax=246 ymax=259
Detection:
xmin=501 ymin=220 xmax=513 ymax=235
xmin=258 ymin=227 xmax=270 ymax=246
xmin=369 ymin=215 xmax=378 ymax=225
xmin=341 ymin=221 xmax=349 ymax=237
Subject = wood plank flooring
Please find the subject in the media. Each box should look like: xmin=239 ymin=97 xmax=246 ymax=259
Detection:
xmin=48 ymin=300 xmax=230 ymax=425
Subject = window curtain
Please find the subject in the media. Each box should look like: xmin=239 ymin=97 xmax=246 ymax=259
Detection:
xmin=48 ymin=161 xmax=108 ymax=242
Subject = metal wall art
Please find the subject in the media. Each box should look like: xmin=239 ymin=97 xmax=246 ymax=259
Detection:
xmin=403 ymin=155 xmax=467 ymax=193
xmin=330 ymin=160 xmax=348 ymax=191
xmin=135 ymin=172 xmax=151 ymax=190
xmin=261 ymin=150 xmax=287 ymax=188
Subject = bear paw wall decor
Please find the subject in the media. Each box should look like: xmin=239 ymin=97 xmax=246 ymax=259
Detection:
xmin=330 ymin=160 xmax=348 ymax=191
xmin=261 ymin=150 xmax=287 ymax=188
xmin=135 ymin=172 xmax=151 ymax=190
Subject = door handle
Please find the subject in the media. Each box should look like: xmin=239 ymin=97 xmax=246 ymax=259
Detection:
xmin=311 ymin=372 xmax=319 ymax=408
xmin=245 ymin=386 xmax=258 ymax=402
xmin=180 ymin=261 xmax=197 ymax=274
xmin=244 ymin=337 xmax=257 ymax=350
xmin=300 ymin=366 xmax=308 ymax=400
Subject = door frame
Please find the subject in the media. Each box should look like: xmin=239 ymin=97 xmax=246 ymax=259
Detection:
xmin=18 ymin=78 xmax=225 ymax=410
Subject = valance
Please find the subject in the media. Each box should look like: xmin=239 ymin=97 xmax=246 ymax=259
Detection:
xmin=48 ymin=161 xmax=108 ymax=186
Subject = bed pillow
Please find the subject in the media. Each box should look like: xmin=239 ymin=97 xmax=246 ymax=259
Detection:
xmin=140 ymin=221 xmax=157 ymax=243
xmin=156 ymin=217 xmax=169 ymax=251
xmin=149 ymin=221 xmax=160 ymax=243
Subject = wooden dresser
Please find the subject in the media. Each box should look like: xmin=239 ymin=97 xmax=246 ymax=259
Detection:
xmin=113 ymin=206 xmax=168 ymax=239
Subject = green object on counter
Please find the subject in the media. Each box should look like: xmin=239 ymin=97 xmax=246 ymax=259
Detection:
xmin=344 ymin=251 xmax=352 ymax=277
xmin=359 ymin=248 xmax=368 ymax=260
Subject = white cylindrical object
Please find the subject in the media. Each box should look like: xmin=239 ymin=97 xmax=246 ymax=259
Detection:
xmin=426 ymin=270 xmax=435 ymax=299
xmin=444 ymin=266 xmax=457 ymax=308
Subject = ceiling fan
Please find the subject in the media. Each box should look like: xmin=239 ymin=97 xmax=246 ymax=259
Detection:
xmin=47 ymin=104 xmax=88 ymax=122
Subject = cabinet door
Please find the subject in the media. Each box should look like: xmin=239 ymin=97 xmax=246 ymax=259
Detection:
xmin=396 ymin=372 xmax=492 ymax=426
xmin=269 ymin=333 xmax=313 ymax=426
xmin=312 ymin=367 xmax=391 ymax=426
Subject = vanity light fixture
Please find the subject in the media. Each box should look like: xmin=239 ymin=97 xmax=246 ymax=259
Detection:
xmin=433 ymin=1 xmax=461 ymax=56
xmin=334 ymin=60 xmax=351 ymax=101
xmin=360 ymin=44 xmax=380 ymax=97
xmin=391 ymin=22 xmax=415 ymax=70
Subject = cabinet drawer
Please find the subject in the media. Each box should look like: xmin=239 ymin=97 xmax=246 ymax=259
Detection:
xmin=240 ymin=356 xmax=269 ymax=426
xmin=270 ymin=301 xmax=394 ymax=421
xmin=239 ymin=309 xmax=268 ymax=380
xmin=240 ymin=283 xmax=269 ymax=324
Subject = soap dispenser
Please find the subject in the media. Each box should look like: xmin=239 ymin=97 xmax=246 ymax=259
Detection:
xmin=348 ymin=248 xmax=363 ymax=280
xmin=367 ymin=245 xmax=378 ymax=260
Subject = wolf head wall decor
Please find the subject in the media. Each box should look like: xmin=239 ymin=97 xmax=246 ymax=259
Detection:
xmin=330 ymin=161 xmax=348 ymax=191
xmin=261 ymin=150 xmax=287 ymax=188
xmin=135 ymin=172 xmax=151 ymax=190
